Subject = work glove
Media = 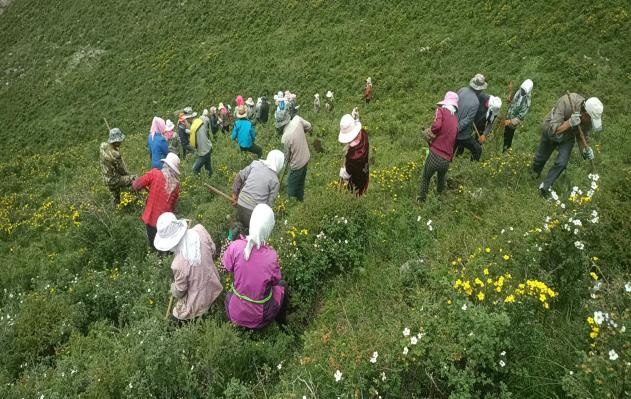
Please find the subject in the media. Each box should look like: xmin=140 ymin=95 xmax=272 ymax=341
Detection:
xmin=504 ymin=119 xmax=512 ymax=127
xmin=339 ymin=167 xmax=351 ymax=181
xmin=582 ymin=147 xmax=594 ymax=161
xmin=478 ymin=135 xmax=487 ymax=144
xmin=568 ymin=112 xmax=582 ymax=127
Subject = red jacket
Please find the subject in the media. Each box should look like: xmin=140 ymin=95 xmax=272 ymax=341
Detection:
xmin=132 ymin=169 xmax=180 ymax=227
xmin=430 ymin=107 xmax=459 ymax=161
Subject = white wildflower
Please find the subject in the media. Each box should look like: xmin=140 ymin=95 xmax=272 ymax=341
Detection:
xmin=277 ymin=361 xmax=283 ymax=370
xmin=594 ymin=311 xmax=605 ymax=325
xmin=499 ymin=360 xmax=506 ymax=367
xmin=573 ymin=229 xmax=579 ymax=235
xmin=370 ymin=351 xmax=378 ymax=363
xmin=572 ymin=219 xmax=582 ymax=227
xmin=551 ymin=191 xmax=559 ymax=201
xmin=461 ymin=303 xmax=468 ymax=311
xmin=625 ymin=282 xmax=631 ymax=292
xmin=560 ymin=203 xmax=566 ymax=209
xmin=574 ymin=241 xmax=584 ymax=250
xmin=381 ymin=371 xmax=386 ymax=381
xmin=402 ymin=327 xmax=410 ymax=337
xmin=609 ymin=350 xmax=619 ymax=361
xmin=403 ymin=346 xmax=409 ymax=355
xmin=427 ymin=220 xmax=432 ymax=226
xmin=501 ymin=229 xmax=505 ymax=234
xmin=410 ymin=336 xmax=418 ymax=345
xmin=417 ymin=216 xmax=421 ymax=222
xmin=334 ymin=369 xmax=343 ymax=382
xmin=500 ymin=351 xmax=506 ymax=356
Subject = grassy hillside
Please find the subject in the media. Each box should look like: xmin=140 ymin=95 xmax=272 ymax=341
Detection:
xmin=1 ymin=1 xmax=630 ymax=398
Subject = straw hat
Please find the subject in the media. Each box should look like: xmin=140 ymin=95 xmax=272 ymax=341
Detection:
xmin=236 ymin=105 xmax=248 ymax=118
xmin=338 ymin=114 xmax=362 ymax=143
xmin=161 ymin=152 xmax=181 ymax=175
xmin=154 ymin=212 xmax=188 ymax=251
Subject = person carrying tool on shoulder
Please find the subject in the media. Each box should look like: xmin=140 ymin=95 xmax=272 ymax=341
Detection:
xmin=531 ymin=93 xmax=603 ymax=197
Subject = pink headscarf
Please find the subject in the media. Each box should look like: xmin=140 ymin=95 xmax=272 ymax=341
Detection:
xmin=235 ymin=95 xmax=244 ymax=107
xmin=150 ymin=116 xmax=166 ymax=139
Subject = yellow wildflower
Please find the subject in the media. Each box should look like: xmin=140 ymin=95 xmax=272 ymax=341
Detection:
xmin=477 ymin=292 xmax=485 ymax=301
xmin=502 ymin=255 xmax=510 ymax=261
xmin=590 ymin=272 xmax=598 ymax=281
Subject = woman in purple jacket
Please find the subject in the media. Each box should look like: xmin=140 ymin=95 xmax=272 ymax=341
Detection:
xmin=417 ymin=91 xmax=459 ymax=202
xmin=222 ymin=204 xmax=286 ymax=329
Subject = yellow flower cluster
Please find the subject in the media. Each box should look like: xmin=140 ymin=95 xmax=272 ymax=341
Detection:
xmin=450 ymin=246 xmax=557 ymax=309
xmin=0 ymin=195 xmax=81 ymax=235
xmin=286 ymin=225 xmax=309 ymax=247
xmin=274 ymin=197 xmax=288 ymax=215
xmin=586 ymin=316 xmax=599 ymax=341
xmin=117 ymin=191 xmax=144 ymax=209
xmin=479 ymin=149 xmax=531 ymax=177
xmin=370 ymin=161 xmax=419 ymax=194
xmin=568 ymin=193 xmax=593 ymax=205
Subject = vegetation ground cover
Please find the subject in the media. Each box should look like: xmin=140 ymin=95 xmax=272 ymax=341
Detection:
xmin=1 ymin=1 xmax=630 ymax=397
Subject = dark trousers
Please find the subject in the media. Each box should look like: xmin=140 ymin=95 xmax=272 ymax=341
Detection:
xmin=240 ymin=143 xmax=262 ymax=158
xmin=503 ymin=126 xmax=516 ymax=151
xmin=237 ymin=204 xmax=253 ymax=230
xmin=178 ymin=133 xmax=193 ymax=160
xmin=454 ymin=136 xmax=482 ymax=161
xmin=192 ymin=151 xmax=212 ymax=176
xmin=287 ymin=163 xmax=308 ymax=202
xmin=531 ymin=131 xmax=575 ymax=191
xmin=418 ymin=151 xmax=450 ymax=202
xmin=146 ymin=224 xmax=158 ymax=250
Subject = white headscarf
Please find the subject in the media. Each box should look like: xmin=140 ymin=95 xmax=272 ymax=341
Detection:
xmin=174 ymin=228 xmax=202 ymax=266
xmin=244 ymin=204 xmax=275 ymax=261
xmin=262 ymin=150 xmax=285 ymax=174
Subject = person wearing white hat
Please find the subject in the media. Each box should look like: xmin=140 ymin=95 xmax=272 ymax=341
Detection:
xmin=454 ymin=74 xmax=487 ymax=161
xmin=100 ymin=128 xmax=137 ymax=205
xmin=155 ymin=212 xmax=223 ymax=324
xmin=503 ymin=79 xmax=534 ymax=152
xmin=338 ymin=113 xmax=370 ymax=196
xmin=132 ymin=152 xmax=181 ymax=250
xmin=532 ymin=93 xmax=603 ymax=197
xmin=471 ymin=94 xmax=502 ymax=144
xmin=231 ymin=150 xmax=285 ymax=228
xmin=325 ymin=91 xmax=334 ymax=112
xmin=313 ymin=93 xmax=320 ymax=113
xmin=164 ymin=119 xmax=180 ymax=154
xmin=222 ymin=204 xmax=287 ymax=329
xmin=245 ymin=97 xmax=256 ymax=121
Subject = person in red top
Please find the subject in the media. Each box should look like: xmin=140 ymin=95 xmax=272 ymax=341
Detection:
xmin=417 ymin=91 xmax=459 ymax=203
xmin=338 ymin=114 xmax=370 ymax=196
xmin=132 ymin=152 xmax=181 ymax=250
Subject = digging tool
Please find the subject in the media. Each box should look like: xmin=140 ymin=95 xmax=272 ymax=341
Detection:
xmin=165 ymin=295 xmax=173 ymax=320
xmin=565 ymin=91 xmax=595 ymax=172
xmin=204 ymin=183 xmax=234 ymax=202
xmin=103 ymin=117 xmax=111 ymax=131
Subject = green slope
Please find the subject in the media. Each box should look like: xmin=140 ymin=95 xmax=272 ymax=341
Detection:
xmin=1 ymin=1 xmax=630 ymax=398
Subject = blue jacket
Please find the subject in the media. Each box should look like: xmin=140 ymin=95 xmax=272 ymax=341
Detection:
xmin=147 ymin=133 xmax=169 ymax=169
xmin=232 ymin=119 xmax=256 ymax=149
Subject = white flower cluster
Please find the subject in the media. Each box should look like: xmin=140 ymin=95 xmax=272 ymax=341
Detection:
xmin=574 ymin=241 xmax=584 ymax=250
xmin=369 ymin=351 xmax=379 ymax=363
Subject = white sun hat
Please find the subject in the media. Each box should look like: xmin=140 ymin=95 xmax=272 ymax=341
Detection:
xmin=338 ymin=114 xmax=362 ymax=143
xmin=154 ymin=212 xmax=188 ymax=251
xmin=585 ymin=97 xmax=603 ymax=130
xmin=326 ymin=90 xmax=333 ymax=98
xmin=161 ymin=152 xmax=181 ymax=175
xmin=165 ymin=119 xmax=175 ymax=132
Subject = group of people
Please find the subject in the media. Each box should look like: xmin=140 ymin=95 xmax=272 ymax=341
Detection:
xmin=418 ymin=73 xmax=603 ymax=201
xmin=98 ymin=84 xmax=374 ymax=327
xmin=98 ymin=74 xmax=603 ymax=327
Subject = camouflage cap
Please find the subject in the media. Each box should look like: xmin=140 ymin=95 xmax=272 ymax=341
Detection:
xmin=108 ymin=128 xmax=125 ymax=144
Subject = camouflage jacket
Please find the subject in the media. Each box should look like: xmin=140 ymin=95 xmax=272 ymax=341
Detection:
xmin=100 ymin=142 xmax=133 ymax=189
